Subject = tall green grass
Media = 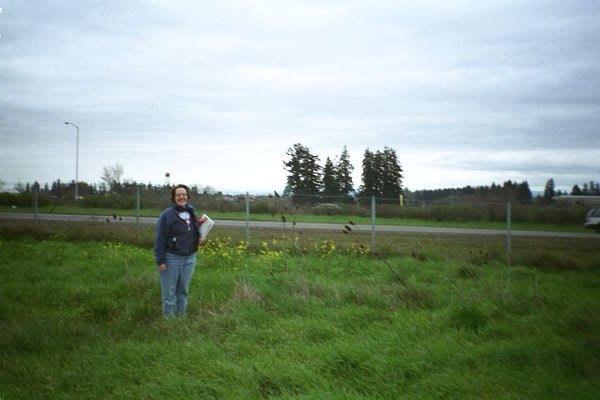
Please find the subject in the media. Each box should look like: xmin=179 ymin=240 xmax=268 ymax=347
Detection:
xmin=1 ymin=236 xmax=598 ymax=399
xmin=1 ymin=219 xmax=598 ymax=269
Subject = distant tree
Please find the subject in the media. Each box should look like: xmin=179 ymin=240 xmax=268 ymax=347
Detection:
xmin=358 ymin=146 xmax=403 ymax=202
xmin=583 ymin=180 xmax=600 ymax=195
xmin=51 ymin=179 xmax=69 ymax=198
xmin=498 ymin=180 xmax=532 ymax=203
xmin=14 ymin=181 xmax=26 ymax=193
xmin=199 ymin=185 xmax=218 ymax=195
xmin=282 ymin=183 xmax=293 ymax=197
xmin=101 ymin=164 xmax=124 ymax=192
xmin=543 ymin=178 xmax=555 ymax=202
xmin=69 ymin=180 xmax=94 ymax=197
xmin=379 ymin=146 xmax=403 ymax=200
xmin=283 ymin=143 xmax=322 ymax=202
xmin=118 ymin=180 xmax=140 ymax=196
xmin=571 ymin=184 xmax=583 ymax=196
xmin=582 ymin=182 xmax=590 ymax=195
xmin=321 ymin=157 xmax=339 ymax=197
xmin=407 ymin=180 xmax=532 ymax=204
xmin=516 ymin=181 xmax=533 ymax=202
xmin=336 ymin=146 xmax=355 ymax=200
xmin=359 ymin=148 xmax=378 ymax=200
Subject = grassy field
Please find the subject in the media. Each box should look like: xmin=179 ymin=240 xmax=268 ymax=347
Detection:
xmin=0 ymin=222 xmax=599 ymax=398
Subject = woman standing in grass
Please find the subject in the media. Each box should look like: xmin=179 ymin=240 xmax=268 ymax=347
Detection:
xmin=154 ymin=184 xmax=203 ymax=317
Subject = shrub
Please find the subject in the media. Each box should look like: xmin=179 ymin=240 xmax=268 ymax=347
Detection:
xmin=250 ymin=199 xmax=279 ymax=215
xmin=80 ymin=193 xmax=137 ymax=209
xmin=0 ymin=192 xmax=49 ymax=207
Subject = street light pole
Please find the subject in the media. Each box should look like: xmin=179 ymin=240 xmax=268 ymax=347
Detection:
xmin=64 ymin=121 xmax=79 ymax=201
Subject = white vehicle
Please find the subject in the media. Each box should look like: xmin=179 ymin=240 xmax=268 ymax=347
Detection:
xmin=584 ymin=208 xmax=600 ymax=232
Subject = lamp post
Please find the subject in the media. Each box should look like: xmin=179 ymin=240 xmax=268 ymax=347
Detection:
xmin=64 ymin=121 xmax=79 ymax=201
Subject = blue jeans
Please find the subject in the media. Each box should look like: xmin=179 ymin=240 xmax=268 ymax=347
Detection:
xmin=159 ymin=253 xmax=197 ymax=317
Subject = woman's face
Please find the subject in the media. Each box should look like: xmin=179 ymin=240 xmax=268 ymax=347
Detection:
xmin=174 ymin=187 xmax=188 ymax=207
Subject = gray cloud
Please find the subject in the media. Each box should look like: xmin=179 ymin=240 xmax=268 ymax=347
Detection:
xmin=1 ymin=0 xmax=599 ymax=192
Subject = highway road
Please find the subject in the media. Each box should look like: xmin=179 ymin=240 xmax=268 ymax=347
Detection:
xmin=1 ymin=212 xmax=598 ymax=239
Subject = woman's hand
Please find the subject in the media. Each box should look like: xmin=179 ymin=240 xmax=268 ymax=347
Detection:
xmin=158 ymin=263 xmax=167 ymax=272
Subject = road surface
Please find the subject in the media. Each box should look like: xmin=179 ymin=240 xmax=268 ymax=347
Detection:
xmin=1 ymin=212 xmax=598 ymax=239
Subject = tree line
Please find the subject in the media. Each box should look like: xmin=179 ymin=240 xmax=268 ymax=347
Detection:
xmin=281 ymin=144 xmax=600 ymax=205
xmin=1 ymin=148 xmax=597 ymax=208
xmin=544 ymin=178 xmax=600 ymax=199
xmin=406 ymin=181 xmax=534 ymax=204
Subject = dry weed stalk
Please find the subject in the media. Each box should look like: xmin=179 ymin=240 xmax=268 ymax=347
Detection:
xmin=343 ymin=221 xmax=408 ymax=286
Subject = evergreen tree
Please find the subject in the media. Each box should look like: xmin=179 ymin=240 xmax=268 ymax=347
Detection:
xmin=516 ymin=181 xmax=533 ymax=202
xmin=582 ymin=182 xmax=590 ymax=195
xmin=543 ymin=178 xmax=555 ymax=202
xmin=283 ymin=143 xmax=322 ymax=203
xmin=322 ymin=157 xmax=339 ymax=198
xmin=359 ymin=146 xmax=403 ymax=202
xmin=503 ymin=180 xmax=515 ymax=194
xmin=380 ymin=146 xmax=403 ymax=200
xmin=359 ymin=148 xmax=378 ymax=200
xmin=589 ymin=180 xmax=596 ymax=195
xmin=336 ymin=145 xmax=355 ymax=200
xmin=572 ymin=181 xmax=599 ymax=196
xmin=51 ymin=180 xmax=68 ymax=197
xmin=282 ymin=183 xmax=293 ymax=197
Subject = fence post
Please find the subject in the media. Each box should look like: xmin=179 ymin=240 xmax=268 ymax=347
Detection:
xmin=245 ymin=192 xmax=250 ymax=243
xmin=371 ymin=196 xmax=376 ymax=249
xmin=505 ymin=201 xmax=511 ymax=265
xmin=33 ymin=181 xmax=39 ymax=223
xmin=136 ymin=186 xmax=141 ymax=242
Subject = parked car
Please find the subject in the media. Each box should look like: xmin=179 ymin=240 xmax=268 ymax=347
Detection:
xmin=584 ymin=208 xmax=600 ymax=232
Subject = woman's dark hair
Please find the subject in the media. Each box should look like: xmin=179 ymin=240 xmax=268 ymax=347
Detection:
xmin=170 ymin=184 xmax=191 ymax=202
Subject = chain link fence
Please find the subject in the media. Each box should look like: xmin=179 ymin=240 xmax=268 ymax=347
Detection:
xmin=1 ymin=181 xmax=599 ymax=265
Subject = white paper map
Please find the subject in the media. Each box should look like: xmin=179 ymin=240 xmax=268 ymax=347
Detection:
xmin=198 ymin=214 xmax=214 ymax=240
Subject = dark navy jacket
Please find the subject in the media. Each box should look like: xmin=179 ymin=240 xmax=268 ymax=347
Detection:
xmin=154 ymin=204 xmax=200 ymax=265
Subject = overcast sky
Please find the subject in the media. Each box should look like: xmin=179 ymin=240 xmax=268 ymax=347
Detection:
xmin=1 ymin=0 xmax=599 ymax=194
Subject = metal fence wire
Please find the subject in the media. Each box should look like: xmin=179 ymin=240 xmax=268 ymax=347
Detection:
xmin=2 ymin=184 xmax=599 ymax=265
